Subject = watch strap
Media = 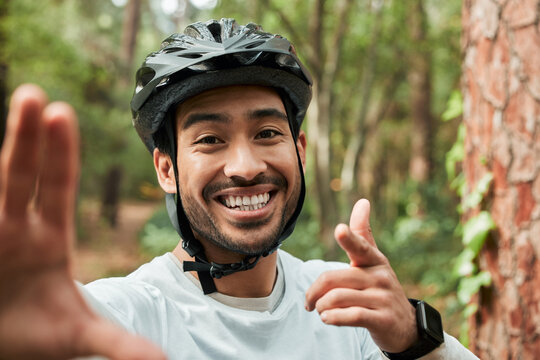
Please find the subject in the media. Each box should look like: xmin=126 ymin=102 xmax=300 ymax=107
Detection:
xmin=382 ymin=299 xmax=444 ymax=360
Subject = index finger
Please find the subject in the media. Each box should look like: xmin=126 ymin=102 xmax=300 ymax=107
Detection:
xmin=0 ymin=84 xmax=47 ymax=218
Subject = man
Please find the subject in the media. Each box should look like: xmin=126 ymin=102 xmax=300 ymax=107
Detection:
xmin=0 ymin=19 xmax=478 ymax=359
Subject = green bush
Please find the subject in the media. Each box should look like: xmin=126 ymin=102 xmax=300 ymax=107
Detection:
xmin=139 ymin=206 xmax=179 ymax=256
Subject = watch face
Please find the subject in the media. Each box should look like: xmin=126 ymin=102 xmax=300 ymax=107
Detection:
xmin=419 ymin=301 xmax=444 ymax=344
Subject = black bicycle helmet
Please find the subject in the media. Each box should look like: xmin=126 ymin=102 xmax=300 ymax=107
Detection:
xmin=131 ymin=18 xmax=312 ymax=294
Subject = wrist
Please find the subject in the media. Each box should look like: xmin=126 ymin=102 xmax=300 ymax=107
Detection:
xmin=382 ymin=299 xmax=445 ymax=360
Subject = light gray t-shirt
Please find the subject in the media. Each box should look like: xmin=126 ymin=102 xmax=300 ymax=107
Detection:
xmin=80 ymin=250 xmax=478 ymax=360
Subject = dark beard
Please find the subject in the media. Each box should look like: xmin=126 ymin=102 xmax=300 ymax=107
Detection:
xmin=179 ymin=172 xmax=301 ymax=256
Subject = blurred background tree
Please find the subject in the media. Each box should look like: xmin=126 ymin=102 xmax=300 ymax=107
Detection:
xmin=1 ymin=0 xmax=465 ymax=338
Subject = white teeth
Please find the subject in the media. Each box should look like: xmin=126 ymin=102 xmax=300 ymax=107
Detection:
xmin=222 ymin=192 xmax=271 ymax=211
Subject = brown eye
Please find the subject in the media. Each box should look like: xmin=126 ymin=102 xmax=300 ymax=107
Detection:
xmin=196 ymin=136 xmax=221 ymax=145
xmin=257 ymin=129 xmax=281 ymax=139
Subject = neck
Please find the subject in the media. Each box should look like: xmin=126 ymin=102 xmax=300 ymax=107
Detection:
xmin=172 ymin=242 xmax=278 ymax=298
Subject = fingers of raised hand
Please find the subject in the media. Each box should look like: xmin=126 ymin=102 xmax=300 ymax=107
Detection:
xmin=77 ymin=319 xmax=167 ymax=360
xmin=37 ymin=103 xmax=79 ymax=229
xmin=334 ymin=223 xmax=387 ymax=268
xmin=314 ymin=287 xmax=384 ymax=316
xmin=305 ymin=267 xmax=384 ymax=312
xmin=0 ymin=84 xmax=79 ymax=231
xmin=0 ymin=85 xmax=47 ymax=218
xmin=319 ymin=306 xmax=383 ymax=328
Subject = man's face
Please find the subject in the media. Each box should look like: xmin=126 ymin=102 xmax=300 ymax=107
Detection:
xmin=174 ymin=85 xmax=306 ymax=256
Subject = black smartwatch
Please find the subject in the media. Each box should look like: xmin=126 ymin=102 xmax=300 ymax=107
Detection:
xmin=382 ymin=299 xmax=445 ymax=360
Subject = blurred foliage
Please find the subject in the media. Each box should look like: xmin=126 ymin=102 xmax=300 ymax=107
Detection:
xmin=140 ymin=205 xmax=179 ymax=256
xmin=3 ymin=0 xmax=158 ymax=198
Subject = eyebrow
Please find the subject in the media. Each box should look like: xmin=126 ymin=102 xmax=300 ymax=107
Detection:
xmin=181 ymin=113 xmax=231 ymax=130
xmin=248 ymin=108 xmax=288 ymax=122
xmin=180 ymin=108 xmax=288 ymax=130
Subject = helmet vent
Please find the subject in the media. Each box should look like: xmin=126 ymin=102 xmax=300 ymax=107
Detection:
xmin=207 ymin=21 xmax=222 ymax=43
xmin=163 ymin=47 xmax=186 ymax=54
xmin=176 ymin=53 xmax=204 ymax=59
xmin=244 ymin=40 xmax=266 ymax=49
xmin=136 ymin=67 xmax=156 ymax=88
xmin=276 ymin=54 xmax=300 ymax=69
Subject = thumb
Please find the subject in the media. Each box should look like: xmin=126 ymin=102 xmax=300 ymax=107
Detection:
xmin=349 ymin=199 xmax=376 ymax=247
xmin=334 ymin=199 xmax=385 ymax=267
xmin=79 ymin=318 xmax=167 ymax=360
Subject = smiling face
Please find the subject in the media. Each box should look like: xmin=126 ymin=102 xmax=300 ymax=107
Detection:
xmin=162 ymin=85 xmax=306 ymax=257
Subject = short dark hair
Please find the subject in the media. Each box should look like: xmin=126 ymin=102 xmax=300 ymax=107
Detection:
xmin=152 ymin=110 xmax=175 ymax=157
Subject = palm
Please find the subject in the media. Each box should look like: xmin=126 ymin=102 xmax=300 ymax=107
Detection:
xmin=0 ymin=85 xmax=165 ymax=360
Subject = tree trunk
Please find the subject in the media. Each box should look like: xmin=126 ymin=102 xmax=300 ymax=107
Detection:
xmin=305 ymin=0 xmax=340 ymax=258
xmin=100 ymin=0 xmax=141 ymax=227
xmin=408 ymin=0 xmax=433 ymax=183
xmin=120 ymin=0 xmax=141 ymax=83
xmin=306 ymin=0 xmax=355 ymax=259
xmin=0 ymin=0 xmax=8 ymax=149
xmin=340 ymin=3 xmax=383 ymax=215
xmin=101 ymin=165 xmax=123 ymax=227
xmin=462 ymin=0 xmax=540 ymax=358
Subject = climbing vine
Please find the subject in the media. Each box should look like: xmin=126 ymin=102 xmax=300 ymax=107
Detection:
xmin=443 ymin=91 xmax=495 ymax=345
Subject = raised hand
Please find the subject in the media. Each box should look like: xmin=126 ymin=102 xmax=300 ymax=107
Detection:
xmin=0 ymin=85 xmax=166 ymax=360
xmin=305 ymin=199 xmax=418 ymax=353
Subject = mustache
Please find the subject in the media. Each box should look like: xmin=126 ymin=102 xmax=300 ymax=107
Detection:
xmin=203 ymin=174 xmax=287 ymax=200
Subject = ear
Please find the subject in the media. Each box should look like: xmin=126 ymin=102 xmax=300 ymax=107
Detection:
xmin=153 ymin=148 xmax=176 ymax=193
xmin=296 ymin=130 xmax=307 ymax=173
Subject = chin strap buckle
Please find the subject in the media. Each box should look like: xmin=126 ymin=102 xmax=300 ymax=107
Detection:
xmin=183 ymin=255 xmax=263 ymax=294
xmin=208 ymin=255 xmax=262 ymax=279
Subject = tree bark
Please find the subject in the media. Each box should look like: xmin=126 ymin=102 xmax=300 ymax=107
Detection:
xmin=408 ymin=0 xmax=433 ymax=183
xmin=0 ymin=0 xmax=9 ymax=149
xmin=462 ymin=0 xmax=540 ymax=358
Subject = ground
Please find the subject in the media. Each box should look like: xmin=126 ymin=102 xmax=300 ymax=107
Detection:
xmin=73 ymin=199 xmax=160 ymax=284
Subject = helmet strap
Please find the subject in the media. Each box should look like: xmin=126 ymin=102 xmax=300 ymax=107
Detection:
xmin=164 ymin=116 xmax=217 ymax=294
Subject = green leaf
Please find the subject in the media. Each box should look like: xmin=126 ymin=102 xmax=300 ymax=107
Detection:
xmin=457 ymin=271 xmax=492 ymax=304
xmin=476 ymin=173 xmax=493 ymax=196
xmin=462 ymin=191 xmax=483 ymax=210
xmin=459 ymin=322 xmax=470 ymax=348
xmin=453 ymin=248 xmax=477 ymax=277
xmin=442 ymin=90 xmax=463 ymax=121
xmin=450 ymin=172 xmax=466 ymax=194
xmin=463 ymin=303 xmax=478 ymax=318
xmin=462 ymin=173 xmax=493 ymax=211
xmin=462 ymin=211 xmax=496 ymax=255
xmin=445 ymin=124 xmax=465 ymax=180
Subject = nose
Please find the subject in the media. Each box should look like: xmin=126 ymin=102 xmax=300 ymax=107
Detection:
xmin=223 ymin=143 xmax=267 ymax=181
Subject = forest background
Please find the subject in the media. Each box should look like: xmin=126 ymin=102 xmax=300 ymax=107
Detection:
xmin=0 ymin=0 xmax=502 ymax=350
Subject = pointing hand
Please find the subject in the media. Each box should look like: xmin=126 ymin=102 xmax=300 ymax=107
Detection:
xmin=305 ymin=199 xmax=418 ymax=353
